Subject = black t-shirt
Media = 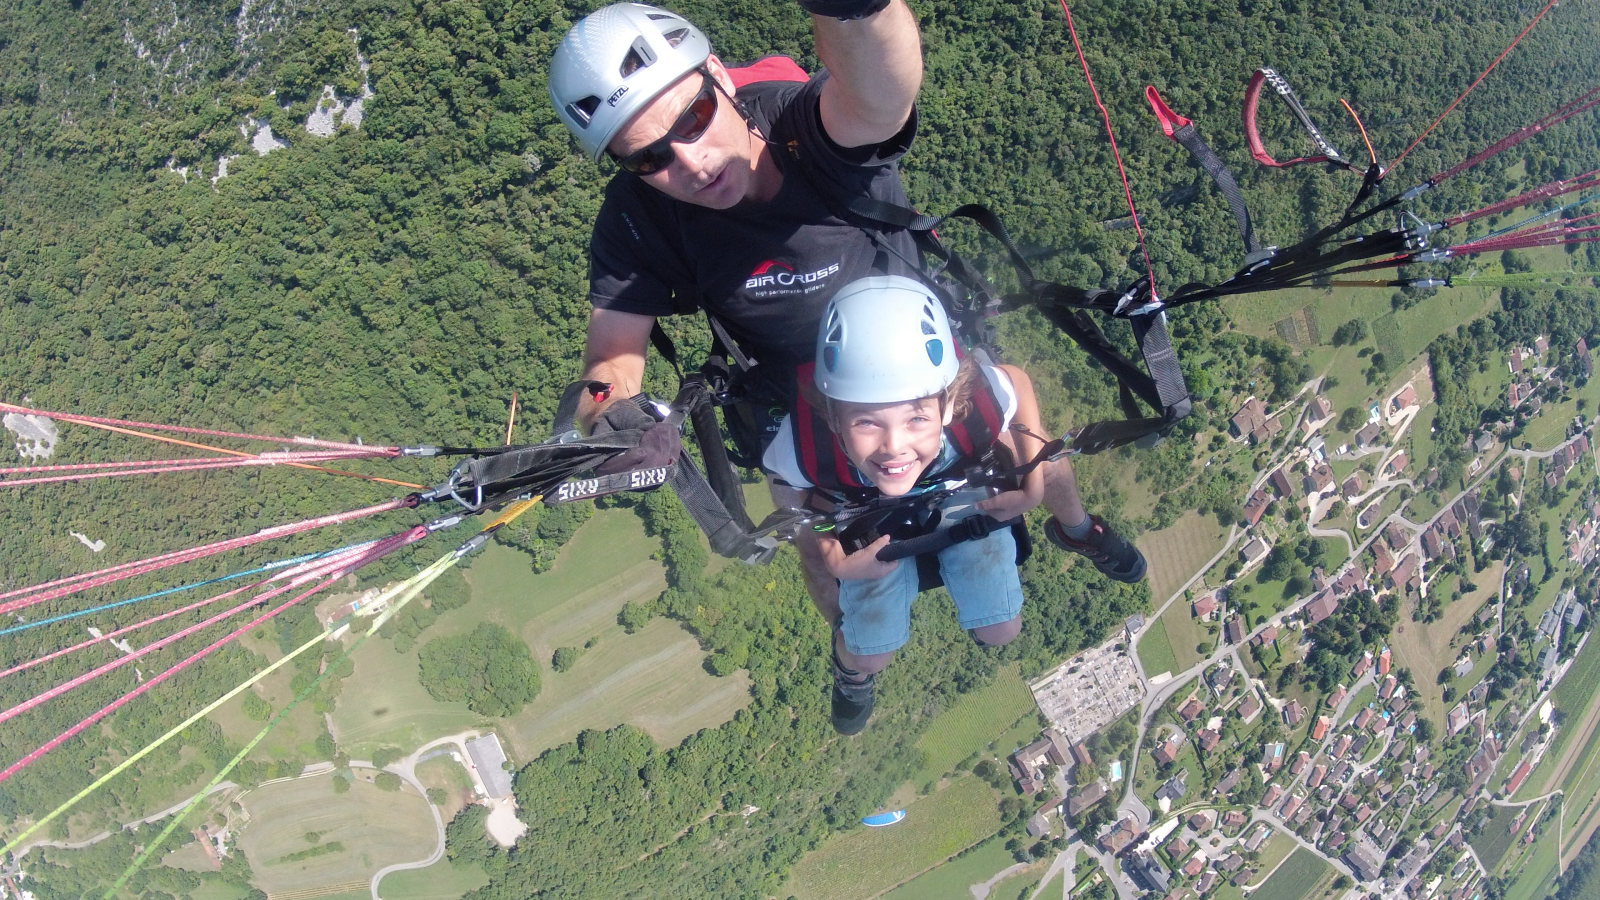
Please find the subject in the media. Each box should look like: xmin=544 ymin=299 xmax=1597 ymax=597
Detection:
xmin=587 ymin=72 xmax=921 ymax=373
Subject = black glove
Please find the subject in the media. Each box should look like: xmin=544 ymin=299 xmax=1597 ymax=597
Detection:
xmin=593 ymin=399 xmax=683 ymax=475
xmin=797 ymin=0 xmax=891 ymax=20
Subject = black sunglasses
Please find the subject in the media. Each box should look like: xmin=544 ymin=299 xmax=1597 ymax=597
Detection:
xmin=609 ymin=71 xmax=719 ymax=175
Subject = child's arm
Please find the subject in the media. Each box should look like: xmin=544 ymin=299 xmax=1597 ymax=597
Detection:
xmin=816 ymin=532 xmax=899 ymax=581
xmin=977 ymin=364 xmax=1047 ymax=523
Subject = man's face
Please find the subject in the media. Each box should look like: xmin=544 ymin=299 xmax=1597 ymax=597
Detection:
xmin=607 ymin=60 xmax=755 ymax=210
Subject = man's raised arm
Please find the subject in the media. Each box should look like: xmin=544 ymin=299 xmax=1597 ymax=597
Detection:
xmin=808 ymin=0 xmax=923 ymax=149
xmin=576 ymin=308 xmax=656 ymax=432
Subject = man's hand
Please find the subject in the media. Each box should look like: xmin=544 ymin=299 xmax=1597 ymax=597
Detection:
xmin=818 ymin=533 xmax=899 ymax=581
xmin=592 ymin=400 xmax=683 ymax=475
xmin=579 ymin=308 xmax=654 ymax=433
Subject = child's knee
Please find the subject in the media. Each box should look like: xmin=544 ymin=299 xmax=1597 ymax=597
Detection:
xmin=969 ymin=617 xmax=1022 ymax=647
xmin=849 ymin=650 xmax=897 ymax=675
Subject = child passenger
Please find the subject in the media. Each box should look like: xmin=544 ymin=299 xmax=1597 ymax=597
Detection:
xmin=763 ymin=276 xmax=1049 ymax=733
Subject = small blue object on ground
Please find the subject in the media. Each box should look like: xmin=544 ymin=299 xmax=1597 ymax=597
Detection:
xmin=862 ymin=810 xmax=906 ymax=827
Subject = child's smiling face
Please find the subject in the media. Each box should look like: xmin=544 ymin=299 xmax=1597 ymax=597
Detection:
xmin=832 ymin=396 xmax=947 ymax=496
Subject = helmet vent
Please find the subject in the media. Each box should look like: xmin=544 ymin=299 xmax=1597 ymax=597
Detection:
xmin=620 ymin=37 xmax=658 ymax=78
xmin=663 ymin=27 xmax=690 ymax=47
xmin=645 ymin=12 xmax=674 ymax=19
xmin=567 ymin=96 xmax=601 ymax=126
xmin=919 ymin=319 xmax=936 ymax=335
xmin=926 ymin=340 xmax=944 ymax=366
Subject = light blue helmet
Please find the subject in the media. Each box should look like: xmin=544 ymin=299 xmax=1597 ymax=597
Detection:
xmin=549 ymin=3 xmax=712 ymax=161
xmin=815 ymin=276 xmax=960 ymax=404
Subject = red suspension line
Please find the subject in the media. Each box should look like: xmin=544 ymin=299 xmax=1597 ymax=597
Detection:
xmin=1445 ymin=170 xmax=1600 ymax=228
xmin=1430 ymin=87 xmax=1600 ymax=186
xmin=1390 ymin=0 xmax=1563 ymax=171
xmin=0 ymin=498 xmax=410 ymax=616
xmin=0 ymin=526 xmax=427 ymax=785
xmin=1055 ymin=0 xmax=1158 ymax=296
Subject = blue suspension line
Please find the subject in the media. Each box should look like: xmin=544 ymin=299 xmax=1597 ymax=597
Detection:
xmin=0 ymin=541 xmax=377 ymax=638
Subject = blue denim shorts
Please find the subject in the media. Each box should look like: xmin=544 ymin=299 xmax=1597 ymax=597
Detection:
xmin=837 ymin=524 xmax=1025 ymax=656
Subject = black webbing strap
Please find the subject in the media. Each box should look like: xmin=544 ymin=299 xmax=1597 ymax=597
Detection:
xmin=1146 ymin=86 xmax=1263 ymax=258
xmin=829 ymin=190 xmax=1193 ymax=454
xmin=876 ymin=513 xmax=1021 ymax=561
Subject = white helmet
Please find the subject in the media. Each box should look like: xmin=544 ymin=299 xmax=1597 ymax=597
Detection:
xmin=549 ymin=3 xmax=713 ymax=162
xmin=814 ymin=276 xmax=960 ymax=404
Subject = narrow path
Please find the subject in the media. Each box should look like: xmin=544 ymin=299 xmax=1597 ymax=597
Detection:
xmin=370 ymin=730 xmax=487 ymax=900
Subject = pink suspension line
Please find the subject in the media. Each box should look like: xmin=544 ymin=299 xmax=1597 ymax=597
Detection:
xmin=0 ymin=526 xmax=428 ymax=785
xmin=0 ymin=449 xmax=394 ymax=489
xmin=0 ymin=498 xmax=411 ymax=617
xmin=0 ymin=538 xmax=389 ymax=724
xmin=0 ymin=543 xmax=375 ymax=682
xmin=1429 ymin=87 xmax=1600 ymax=186
xmin=0 ymin=402 xmax=396 ymax=454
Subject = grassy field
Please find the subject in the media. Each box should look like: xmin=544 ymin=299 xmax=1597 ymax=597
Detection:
xmin=1504 ymin=824 xmax=1561 ymax=900
xmin=330 ymin=512 xmax=751 ymax=760
xmin=1156 ymin=596 xmax=1210 ymax=672
xmin=235 ymin=773 xmax=436 ymax=896
xmin=986 ymin=861 xmax=1049 ymax=900
xmin=910 ymin=666 xmax=1036 ymax=789
xmin=1469 ymin=801 xmax=1527 ymax=871
xmin=786 ymin=776 xmax=1005 ymax=900
xmin=1389 ymin=564 xmax=1499 ymax=727
xmin=878 ymin=840 xmax=1016 ymax=900
xmin=1136 ymin=616 xmax=1180 ymax=680
xmin=414 ymin=754 xmax=475 ymax=822
xmin=377 ymin=859 xmax=490 ymax=900
xmin=1246 ymin=848 xmax=1335 ymax=900
xmin=209 ymin=629 xmax=335 ymax=765
xmin=1245 ymin=828 xmax=1298 ymax=884
xmin=1137 ymin=511 xmax=1230 ymax=607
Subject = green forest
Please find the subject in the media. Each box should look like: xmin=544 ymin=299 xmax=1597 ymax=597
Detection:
xmin=2 ymin=0 xmax=1599 ymax=897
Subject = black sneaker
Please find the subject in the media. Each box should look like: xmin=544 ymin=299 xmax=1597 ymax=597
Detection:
xmin=1045 ymin=515 xmax=1148 ymax=583
xmin=831 ymin=647 xmax=876 ymax=735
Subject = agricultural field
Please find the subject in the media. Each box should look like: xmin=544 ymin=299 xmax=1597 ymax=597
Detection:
xmin=330 ymin=512 xmax=751 ymax=760
xmin=1245 ymin=848 xmax=1336 ymax=900
xmin=1136 ymin=616 xmax=1180 ymax=680
xmin=909 ymin=666 xmax=1036 ymax=790
xmin=1503 ymin=822 xmax=1561 ymax=900
xmin=786 ymin=776 xmax=1005 ymax=900
xmin=1137 ymin=511 xmax=1231 ymax=607
xmin=1244 ymin=828 xmax=1298 ymax=884
xmin=1156 ymin=595 xmax=1211 ymax=672
xmin=878 ymin=840 xmax=1017 ymax=900
xmin=1523 ymin=632 xmax=1600 ymax=797
xmin=234 ymin=773 xmax=436 ymax=897
xmin=377 ymin=858 xmax=490 ymax=900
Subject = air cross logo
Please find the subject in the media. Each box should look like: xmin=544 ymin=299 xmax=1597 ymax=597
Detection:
xmin=743 ymin=259 xmax=842 ymax=297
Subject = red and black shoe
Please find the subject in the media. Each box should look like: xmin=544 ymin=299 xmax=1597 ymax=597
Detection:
xmin=1045 ymin=515 xmax=1148 ymax=584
